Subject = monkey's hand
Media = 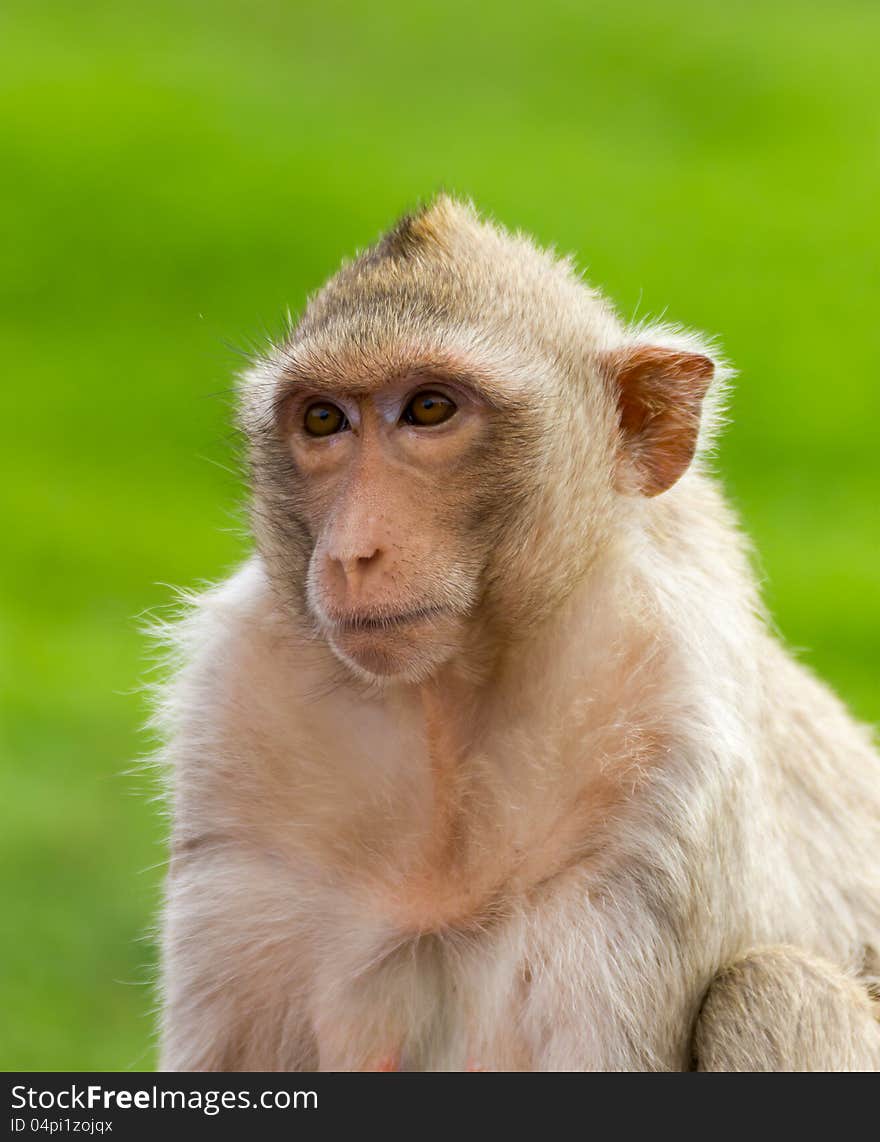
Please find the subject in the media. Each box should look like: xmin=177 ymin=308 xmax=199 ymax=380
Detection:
xmin=693 ymin=945 xmax=880 ymax=1071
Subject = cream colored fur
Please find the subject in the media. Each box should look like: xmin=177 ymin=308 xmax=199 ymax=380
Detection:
xmin=155 ymin=198 xmax=880 ymax=1071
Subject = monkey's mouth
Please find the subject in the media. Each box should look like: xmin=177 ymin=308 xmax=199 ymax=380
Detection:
xmin=330 ymin=605 xmax=448 ymax=634
xmin=320 ymin=604 xmax=462 ymax=679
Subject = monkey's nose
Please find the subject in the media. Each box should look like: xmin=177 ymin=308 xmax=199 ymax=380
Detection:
xmin=327 ymin=547 xmax=384 ymax=598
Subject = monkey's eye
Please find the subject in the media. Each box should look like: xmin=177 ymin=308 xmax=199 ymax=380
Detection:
xmin=303 ymin=401 xmax=348 ymax=437
xmin=401 ymin=391 xmax=457 ymax=427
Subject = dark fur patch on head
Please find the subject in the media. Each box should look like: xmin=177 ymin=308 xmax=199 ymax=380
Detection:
xmin=365 ymin=197 xmax=453 ymax=265
xmin=372 ymin=211 xmax=426 ymax=262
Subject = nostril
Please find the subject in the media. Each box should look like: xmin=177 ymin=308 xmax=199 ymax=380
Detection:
xmin=336 ymin=548 xmax=382 ymax=578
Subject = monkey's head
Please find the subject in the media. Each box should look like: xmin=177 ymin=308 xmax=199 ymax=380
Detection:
xmin=241 ymin=197 xmax=722 ymax=683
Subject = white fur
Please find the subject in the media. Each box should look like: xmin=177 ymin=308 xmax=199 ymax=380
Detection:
xmin=154 ymin=201 xmax=879 ymax=1071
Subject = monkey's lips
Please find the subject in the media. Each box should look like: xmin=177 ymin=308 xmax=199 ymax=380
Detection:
xmin=321 ymin=605 xmax=458 ymax=678
xmin=331 ymin=605 xmax=449 ymax=633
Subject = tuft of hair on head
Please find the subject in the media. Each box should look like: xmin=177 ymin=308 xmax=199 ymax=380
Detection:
xmin=368 ymin=195 xmax=472 ymax=262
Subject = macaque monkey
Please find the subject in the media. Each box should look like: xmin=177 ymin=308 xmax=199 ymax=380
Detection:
xmin=156 ymin=196 xmax=880 ymax=1071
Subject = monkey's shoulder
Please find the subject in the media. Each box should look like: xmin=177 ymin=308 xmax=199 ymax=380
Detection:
xmin=156 ymin=556 xmax=260 ymax=682
xmin=154 ymin=556 xmax=332 ymax=743
xmin=156 ymin=557 xmax=416 ymax=797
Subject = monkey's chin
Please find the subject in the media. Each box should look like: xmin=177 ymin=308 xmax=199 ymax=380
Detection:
xmin=326 ymin=620 xmax=459 ymax=684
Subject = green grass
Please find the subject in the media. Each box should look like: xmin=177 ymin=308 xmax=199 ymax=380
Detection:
xmin=1 ymin=0 xmax=877 ymax=1070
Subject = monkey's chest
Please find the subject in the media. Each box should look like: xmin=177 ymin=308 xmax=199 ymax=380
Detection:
xmin=304 ymin=804 xmax=601 ymax=1069
xmin=309 ymin=915 xmax=533 ymax=1072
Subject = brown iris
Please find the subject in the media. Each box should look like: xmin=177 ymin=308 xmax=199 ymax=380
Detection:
xmin=304 ymin=401 xmax=347 ymax=437
xmin=402 ymin=391 xmax=456 ymax=427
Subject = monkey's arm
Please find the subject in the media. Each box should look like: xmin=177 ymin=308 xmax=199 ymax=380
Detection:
xmin=159 ymin=845 xmax=318 ymax=1072
xmin=693 ymin=946 xmax=880 ymax=1071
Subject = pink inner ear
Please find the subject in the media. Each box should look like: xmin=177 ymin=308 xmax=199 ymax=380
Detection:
xmin=610 ymin=345 xmax=714 ymax=497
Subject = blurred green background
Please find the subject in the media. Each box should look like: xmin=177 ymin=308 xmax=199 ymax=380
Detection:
xmin=1 ymin=0 xmax=877 ymax=1071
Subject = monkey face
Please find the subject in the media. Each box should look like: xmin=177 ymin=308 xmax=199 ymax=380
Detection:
xmin=276 ymin=373 xmax=496 ymax=681
xmin=242 ymin=197 xmax=717 ymax=685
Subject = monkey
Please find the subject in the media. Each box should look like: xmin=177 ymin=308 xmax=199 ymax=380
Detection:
xmin=154 ymin=195 xmax=880 ymax=1071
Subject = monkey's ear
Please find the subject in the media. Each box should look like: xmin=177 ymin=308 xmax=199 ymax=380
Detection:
xmin=604 ymin=345 xmax=714 ymax=497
